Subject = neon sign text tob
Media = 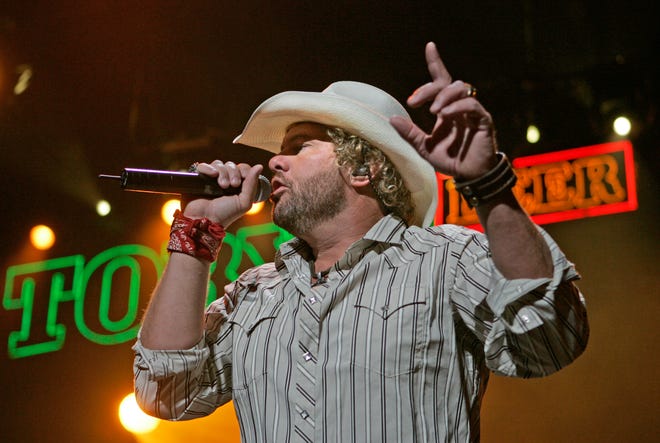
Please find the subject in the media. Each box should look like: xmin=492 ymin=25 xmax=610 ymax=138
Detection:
xmin=3 ymin=223 xmax=293 ymax=359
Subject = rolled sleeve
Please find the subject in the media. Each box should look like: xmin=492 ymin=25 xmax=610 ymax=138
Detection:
xmin=133 ymin=335 xmax=209 ymax=381
xmin=132 ymin=331 xmax=233 ymax=420
xmin=454 ymin=228 xmax=589 ymax=378
xmin=132 ymin=291 xmax=239 ymax=420
xmin=487 ymin=229 xmax=587 ymax=377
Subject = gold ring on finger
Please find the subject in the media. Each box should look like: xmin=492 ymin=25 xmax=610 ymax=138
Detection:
xmin=465 ymin=83 xmax=477 ymax=98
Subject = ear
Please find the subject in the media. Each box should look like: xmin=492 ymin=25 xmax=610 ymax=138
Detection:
xmin=352 ymin=165 xmax=370 ymax=177
xmin=349 ymin=166 xmax=372 ymax=188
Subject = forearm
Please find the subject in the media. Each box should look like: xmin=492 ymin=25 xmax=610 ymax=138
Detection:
xmin=139 ymin=252 xmax=211 ymax=349
xmin=136 ymin=160 xmax=259 ymax=350
xmin=476 ymin=190 xmax=553 ymax=279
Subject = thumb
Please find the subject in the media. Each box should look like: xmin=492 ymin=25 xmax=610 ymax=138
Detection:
xmin=390 ymin=116 xmax=427 ymax=153
xmin=239 ymin=164 xmax=265 ymax=205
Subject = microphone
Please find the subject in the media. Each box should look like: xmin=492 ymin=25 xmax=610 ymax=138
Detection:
xmin=98 ymin=168 xmax=272 ymax=202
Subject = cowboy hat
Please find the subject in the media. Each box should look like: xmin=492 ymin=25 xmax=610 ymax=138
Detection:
xmin=233 ymin=81 xmax=438 ymax=227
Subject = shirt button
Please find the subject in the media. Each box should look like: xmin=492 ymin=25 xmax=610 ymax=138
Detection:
xmin=521 ymin=315 xmax=530 ymax=323
xmin=300 ymin=410 xmax=309 ymax=419
xmin=303 ymin=352 xmax=313 ymax=361
xmin=309 ymin=296 xmax=318 ymax=304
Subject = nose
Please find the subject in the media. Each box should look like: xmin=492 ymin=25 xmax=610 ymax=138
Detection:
xmin=268 ymin=153 xmax=289 ymax=173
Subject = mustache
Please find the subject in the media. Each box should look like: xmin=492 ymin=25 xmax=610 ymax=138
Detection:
xmin=269 ymin=173 xmax=292 ymax=203
xmin=272 ymin=173 xmax=292 ymax=188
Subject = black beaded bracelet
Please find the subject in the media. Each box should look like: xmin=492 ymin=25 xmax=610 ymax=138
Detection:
xmin=453 ymin=152 xmax=517 ymax=208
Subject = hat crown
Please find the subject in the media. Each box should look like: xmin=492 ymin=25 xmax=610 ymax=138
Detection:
xmin=323 ymin=81 xmax=411 ymax=121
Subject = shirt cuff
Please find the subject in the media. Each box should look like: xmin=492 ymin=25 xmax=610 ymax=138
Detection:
xmin=132 ymin=332 xmax=209 ymax=381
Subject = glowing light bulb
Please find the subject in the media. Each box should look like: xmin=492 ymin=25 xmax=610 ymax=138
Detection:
xmin=14 ymin=65 xmax=33 ymax=95
xmin=246 ymin=201 xmax=266 ymax=215
xmin=613 ymin=116 xmax=631 ymax=136
xmin=161 ymin=199 xmax=181 ymax=225
xmin=96 ymin=200 xmax=111 ymax=216
xmin=526 ymin=124 xmax=541 ymax=144
xmin=118 ymin=393 xmax=159 ymax=434
xmin=30 ymin=225 xmax=55 ymax=250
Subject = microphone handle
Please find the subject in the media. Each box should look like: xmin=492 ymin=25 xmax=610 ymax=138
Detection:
xmin=101 ymin=168 xmax=271 ymax=202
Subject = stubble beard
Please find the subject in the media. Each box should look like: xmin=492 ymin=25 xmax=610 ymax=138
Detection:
xmin=272 ymin=168 xmax=347 ymax=237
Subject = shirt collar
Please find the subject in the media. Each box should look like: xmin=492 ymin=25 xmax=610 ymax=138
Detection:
xmin=361 ymin=213 xmax=408 ymax=245
xmin=274 ymin=214 xmax=408 ymax=273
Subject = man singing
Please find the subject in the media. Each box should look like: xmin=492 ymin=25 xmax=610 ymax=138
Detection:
xmin=133 ymin=42 xmax=589 ymax=442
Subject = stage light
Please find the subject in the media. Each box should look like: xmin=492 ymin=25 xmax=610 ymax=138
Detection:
xmin=30 ymin=225 xmax=55 ymax=250
xmin=613 ymin=116 xmax=631 ymax=136
xmin=161 ymin=199 xmax=181 ymax=225
xmin=246 ymin=201 xmax=266 ymax=215
xmin=96 ymin=200 xmax=111 ymax=216
xmin=526 ymin=124 xmax=541 ymax=144
xmin=14 ymin=64 xmax=33 ymax=95
xmin=118 ymin=393 xmax=159 ymax=434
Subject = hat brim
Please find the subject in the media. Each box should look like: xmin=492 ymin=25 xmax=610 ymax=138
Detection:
xmin=234 ymin=90 xmax=437 ymax=227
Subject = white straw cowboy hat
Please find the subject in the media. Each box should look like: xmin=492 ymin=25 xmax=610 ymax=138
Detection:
xmin=233 ymin=81 xmax=438 ymax=227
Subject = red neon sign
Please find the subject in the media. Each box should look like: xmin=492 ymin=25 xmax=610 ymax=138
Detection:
xmin=434 ymin=140 xmax=638 ymax=229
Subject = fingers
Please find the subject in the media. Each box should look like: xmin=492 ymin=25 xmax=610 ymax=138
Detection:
xmin=407 ymin=42 xmax=452 ymax=108
xmin=181 ymin=160 xmax=264 ymax=224
xmin=412 ymin=78 xmax=490 ymax=129
xmin=239 ymin=164 xmax=265 ymax=204
xmin=214 ymin=160 xmax=242 ymax=188
xmin=432 ymin=82 xmax=492 ymax=129
xmin=425 ymin=42 xmax=451 ymax=83
xmin=196 ymin=160 xmax=250 ymax=188
xmin=195 ymin=160 xmax=265 ymax=204
xmin=408 ymin=43 xmax=483 ymax=118
xmin=429 ymin=80 xmax=479 ymax=113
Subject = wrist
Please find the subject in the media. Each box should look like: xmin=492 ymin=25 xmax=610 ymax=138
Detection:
xmin=454 ymin=154 xmax=499 ymax=182
xmin=167 ymin=210 xmax=226 ymax=262
xmin=453 ymin=152 xmax=517 ymax=208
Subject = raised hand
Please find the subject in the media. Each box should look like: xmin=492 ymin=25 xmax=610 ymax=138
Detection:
xmin=390 ymin=42 xmax=498 ymax=180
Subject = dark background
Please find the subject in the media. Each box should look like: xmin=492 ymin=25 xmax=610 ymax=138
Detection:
xmin=1 ymin=1 xmax=658 ymax=442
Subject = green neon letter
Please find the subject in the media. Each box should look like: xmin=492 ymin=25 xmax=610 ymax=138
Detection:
xmin=75 ymin=244 xmax=164 ymax=345
xmin=3 ymin=255 xmax=85 ymax=359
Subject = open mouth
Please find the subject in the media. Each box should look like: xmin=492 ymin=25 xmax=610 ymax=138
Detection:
xmin=270 ymin=177 xmax=289 ymax=194
xmin=269 ymin=176 xmax=290 ymax=201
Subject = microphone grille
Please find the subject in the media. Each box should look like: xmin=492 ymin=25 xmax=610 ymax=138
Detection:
xmin=254 ymin=175 xmax=272 ymax=202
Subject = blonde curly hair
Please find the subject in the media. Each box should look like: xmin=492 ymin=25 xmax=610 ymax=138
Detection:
xmin=328 ymin=127 xmax=414 ymax=224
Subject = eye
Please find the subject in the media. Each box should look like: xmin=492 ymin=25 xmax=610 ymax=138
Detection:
xmin=288 ymin=142 xmax=312 ymax=155
xmin=279 ymin=138 xmax=314 ymax=155
xmin=279 ymin=145 xmax=302 ymax=156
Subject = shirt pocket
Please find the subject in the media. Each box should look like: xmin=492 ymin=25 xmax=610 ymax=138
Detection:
xmin=350 ymin=283 xmax=429 ymax=377
xmin=228 ymin=282 xmax=283 ymax=389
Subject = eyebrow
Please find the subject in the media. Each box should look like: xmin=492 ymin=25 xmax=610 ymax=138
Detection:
xmin=284 ymin=134 xmax=310 ymax=145
xmin=279 ymin=132 xmax=323 ymax=153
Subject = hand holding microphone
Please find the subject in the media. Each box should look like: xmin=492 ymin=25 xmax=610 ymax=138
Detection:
xmin=99 ymin=161 xmax=271 ymax=225
xmin=99 ymin=167 xmax=271 ymax=201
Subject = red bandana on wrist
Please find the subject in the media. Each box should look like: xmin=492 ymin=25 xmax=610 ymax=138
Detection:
xmin=167 ymin=210 xmax=225 ymax=262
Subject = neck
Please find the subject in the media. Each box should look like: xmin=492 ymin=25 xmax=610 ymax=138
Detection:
xmin=299 ymin=198 xmax=384 ymax=273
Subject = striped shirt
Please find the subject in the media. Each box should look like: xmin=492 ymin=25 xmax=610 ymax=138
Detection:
xmin=133 ymin=215 xmax=589 ymax=442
